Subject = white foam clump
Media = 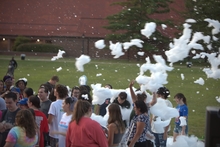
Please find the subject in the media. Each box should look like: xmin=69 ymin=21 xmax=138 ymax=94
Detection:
xmin=137 ymin=51 xmax=144 ymax=56
xmin=194 ymin=77 xmax=205 ymax=85
xmin=185 ymin=19 xmax=197 ymax=23
xmin=216 ymin=96 xmax=220 ymax=103
xmin=181 ymin=73 xmax=185 ymax=80
xmin=167 ymin=135 xmax=205 ymax=147
xmin=75 ymin=55 xmax=91 ymax=72
xmin=165 ymin=23 xmax=210 ymax=63
xmin=56 ymin=67 xmax=62 ymax=72
xmin=136 ymin=55 xmax=173 ymax=92
xmin=91 ymin=113 xmax=107 ymax=127
xmin=201 ymin=52 xmax=220 ymax=79
xmin=150 ymin=98 xmax=179 ymax=120
xmin=95 ymin=39 xmax=106 ymax=49
xmin=161 ymin=24 xmax=167 ymax=30
xmin=153 ymin=117 xmax=171 ymax=133
xmin=96 ymin=73 xmax=102 ymax=77
xmin=51 ymin=50 xmax=65 ymax=61
xmin=204 ymin=18 xmax=220 ymax=35
xmin=179 ymin=116 xmax=187 ymax=126
xmin=123 ymin=39 xmax=144 ymax=50
xmin=109 ymin=41 xmax=124 ymax=58
xmin=91 ymin=83 xmax=113 ymax=105
xmin=141 ymin=22 xmax=156 ymax=38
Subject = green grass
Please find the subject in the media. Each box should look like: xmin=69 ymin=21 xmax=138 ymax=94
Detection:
xmin=0 ymin=55 xmax=219 ymax=139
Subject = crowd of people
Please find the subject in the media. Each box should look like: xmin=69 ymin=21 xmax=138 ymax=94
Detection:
xmin=0 ymin=74 xmax=188 ymax=147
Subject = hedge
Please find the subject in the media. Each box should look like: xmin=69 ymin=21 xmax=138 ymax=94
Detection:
xmin=16 ymin=43 xmax=63 ymax=53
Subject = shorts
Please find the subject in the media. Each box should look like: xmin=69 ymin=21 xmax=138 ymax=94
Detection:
xmin=173 ymin=124 xmax=188 ymax=135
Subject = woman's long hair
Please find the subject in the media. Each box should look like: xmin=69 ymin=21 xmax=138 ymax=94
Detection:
xmin=108 ymin=103 xmax=125 ymax=132
xmin=15 ymin=109 xmax=37 ymax=138
xmin=174 ymin=93 xmax=187 ymax=105
xmin=71 ymin=100 xmax=91 ymax=124
xmin=134 ymin=100 xmax=148 ymax=114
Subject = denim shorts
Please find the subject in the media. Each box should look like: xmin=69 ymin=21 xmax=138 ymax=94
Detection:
xmin=173 ymin=124 xmax=188 ymax=135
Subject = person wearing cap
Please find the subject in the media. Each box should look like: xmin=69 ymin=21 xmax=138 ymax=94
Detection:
xmin=18 ymin=98 xmax=29 ymax=110
xmin=1 ymin=76 xmax=20 ymax=100
xmin=3 ymin=75 xmax=13 ymax=91
xmin=16 ymin=78 xmax=27 ymax=99
xmin=151 ymin=87 xmax=173 ymax=147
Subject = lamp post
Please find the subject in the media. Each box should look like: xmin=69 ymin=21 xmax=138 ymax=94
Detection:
xmin=82 ymin=33 xmax=85 ymax=54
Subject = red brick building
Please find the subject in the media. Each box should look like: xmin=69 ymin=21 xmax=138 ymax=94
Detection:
xmin=0 ymin=0 xmax=186 ymax=59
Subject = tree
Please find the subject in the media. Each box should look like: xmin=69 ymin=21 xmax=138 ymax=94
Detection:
xmin=104 ymin=0 xmax=173 ymax=53
xmin=185 ymin=0 xmax=220 ymax=53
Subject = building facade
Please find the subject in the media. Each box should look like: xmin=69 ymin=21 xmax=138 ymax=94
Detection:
xmin=0 ymin=0 xmax=186 ymax=59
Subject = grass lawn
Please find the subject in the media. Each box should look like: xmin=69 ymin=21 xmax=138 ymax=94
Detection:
xmin=0 ymin=55 xmax=219 ymax=139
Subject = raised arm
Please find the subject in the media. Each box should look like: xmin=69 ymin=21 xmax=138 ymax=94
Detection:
xmin=129 ymin=80 xmax=137 ymax=103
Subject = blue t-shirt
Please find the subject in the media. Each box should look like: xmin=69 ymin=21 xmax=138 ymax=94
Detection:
xmin=175 ymin=104 xmax=188 ymax=125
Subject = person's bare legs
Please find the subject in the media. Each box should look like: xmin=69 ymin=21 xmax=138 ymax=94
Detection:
xmin=173 ymin=132 xmax=179 ymax=142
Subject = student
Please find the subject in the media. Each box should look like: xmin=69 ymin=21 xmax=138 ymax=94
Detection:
xmin=96 ymin=84 xmax=112 ymax=116
xmin=126 ymin=100 xmax=150 ymax=147
xmin=15 ymin=78 xmax=28 ymax=99
xmin=173 ymin=93 xmax=188 ymax=142
xmin=113 ymin=92 xmax=131 ymax=109
xmin=48 ymin=84 xmax=68 ymax=147
xmin=52 ymin=97 xmax=77 ymax=147
xmin=38 ymin=85 xmax=51 ymax=147
xmin=66 ymin=100 xmax=108 ymax=147
xmin=18 ymin=98 xmax=29 ymax=109
xmin=4 ymin=109 xmax=38 ymax=147
xmin=23 ymin=87 xmax=34 ymax=98
xmin=38 ymin=85 xmax=52 ymax=118
xmin=107 ymin=103 xmax=125 ymax=147
xmin=28 ymin=95 xmax=49 ymax=147
xmin=44 ymin=75 xmax=59 ymax=102
xmin=0 ymin=92 xmax=20 ymax=147
xmin=71 ymin=86 xmax=80 ymax=99
xmin=151 ymin=87 xmax=172 ymax=147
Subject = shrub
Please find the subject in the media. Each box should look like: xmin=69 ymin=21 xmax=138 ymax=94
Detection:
xmin=13 ymin=36 xmax=31 ymax=51
xmin=16 ymin=43 xmax=63 ymax=53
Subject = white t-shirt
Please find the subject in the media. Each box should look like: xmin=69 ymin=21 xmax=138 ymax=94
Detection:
xmin=58 ymin=113 xmax=72 ymax=147
xmin=48 ymin=99 xmax=64 ymax=138
xmin=151 ymin=99 xmax=173 ymax=133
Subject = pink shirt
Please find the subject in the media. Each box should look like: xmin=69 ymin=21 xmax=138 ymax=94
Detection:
xmin=66 ymin=117 xmax=108 ymax=147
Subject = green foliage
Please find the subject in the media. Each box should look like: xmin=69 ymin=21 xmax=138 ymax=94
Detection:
xmin=104 ymin=0 xmax=172 ymax=50
xmin=13 ymin=36 xmax=31 ymax=51
xmin=16 ymin=43 xmax=63 ymax=53
xmin=185 ymin=0 xmax=220 ymax=53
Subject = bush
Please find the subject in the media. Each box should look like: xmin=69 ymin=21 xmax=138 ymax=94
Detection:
xmin=16 ymin=43 xmax=63 ymax=53
xmin=13 ymin=36 xmax=31 ymax=51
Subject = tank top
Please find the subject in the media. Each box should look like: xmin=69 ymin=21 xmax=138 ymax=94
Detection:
xmin=113 ymin=123 xmax=124 ymax=144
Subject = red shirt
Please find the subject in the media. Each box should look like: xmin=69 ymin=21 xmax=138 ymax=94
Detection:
xmin=34 ymin=110 xmax=49 ymax=147
xmin=66 ymin=117 xmax=108 ymax=147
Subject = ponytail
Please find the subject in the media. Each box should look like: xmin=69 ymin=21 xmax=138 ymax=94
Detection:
xmin=174 ymin=93 xmax=187 ymax=105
